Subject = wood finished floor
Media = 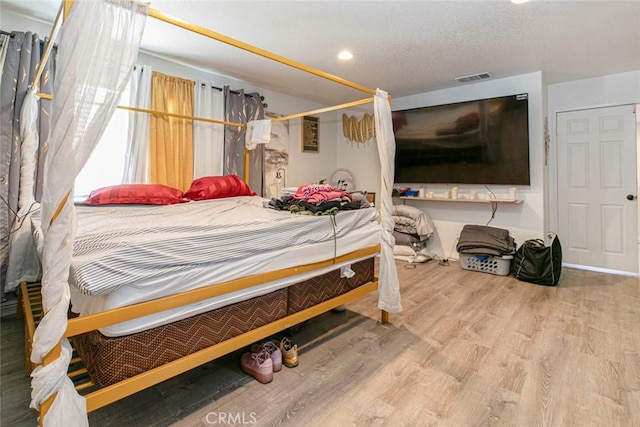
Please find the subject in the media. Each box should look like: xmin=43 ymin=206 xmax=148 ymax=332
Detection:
xmin=1 ymin=260 xmax=639 ymax=426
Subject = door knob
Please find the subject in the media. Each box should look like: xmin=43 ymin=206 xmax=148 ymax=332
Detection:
xmin=627 ymin=194 xmax=636 ymax=201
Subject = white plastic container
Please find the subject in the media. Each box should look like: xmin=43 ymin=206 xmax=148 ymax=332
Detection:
xmin=459 ymin=254 xmax=513 ymax=276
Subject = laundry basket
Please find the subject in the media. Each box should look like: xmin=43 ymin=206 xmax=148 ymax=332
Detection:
xmin=459 ymin=254 xmax=513 ymax=276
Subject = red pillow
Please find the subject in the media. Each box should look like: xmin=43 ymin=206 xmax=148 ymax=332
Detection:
xmin=184 ymin=175 xmax=255 ymax=201
xmin=84 ymin=184 xmax=187 ymax=205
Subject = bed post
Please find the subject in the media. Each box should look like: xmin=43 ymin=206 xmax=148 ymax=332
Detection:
xmin=244 ymin=149 xmax=250 ymax=184
xmin=38 ymin=3 xmax=73 ymax=424
xmin=39 ymin=195 xmax=72 ymax=425
xmin=39 ymin=344 xmax=62 ymax=425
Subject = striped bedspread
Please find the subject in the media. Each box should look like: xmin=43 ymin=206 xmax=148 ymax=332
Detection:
xmin=32 ymin=196 xmax=379 ymax=296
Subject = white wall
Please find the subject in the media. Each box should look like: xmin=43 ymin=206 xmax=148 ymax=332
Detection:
xmin=341 ymin=73 xmax=546 ymax=259
xmin=138 ymin=52 xmax=337 ymax=188
xmin=1 ymin=9 xmax=338 ymax=191
xmin=335 ymin=104 xmax=380 ymax=194
xmin=337 ymin=70 xmax=640 ymax=261
xmin=546 ymin=70 xmax=640 ymax=232
xmin=0 ymin=8 xmax=53 ymax=36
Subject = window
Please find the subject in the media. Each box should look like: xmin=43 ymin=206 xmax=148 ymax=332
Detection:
xmin=74 ymin=86 xmax=130 ymax=198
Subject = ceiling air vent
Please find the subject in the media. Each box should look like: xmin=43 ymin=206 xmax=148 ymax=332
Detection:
xmin=455 ymin=72 xmax=492 ymax=83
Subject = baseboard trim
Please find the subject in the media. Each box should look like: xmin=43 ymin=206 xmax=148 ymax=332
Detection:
xmin=563 ymin=263 xmax=639 ymax=277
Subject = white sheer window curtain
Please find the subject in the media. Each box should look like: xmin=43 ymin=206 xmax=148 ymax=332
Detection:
xmin=122 ymin=65 xmax=152 ymax=183
xmin=193 ymin=81 xmax=224 ymax=178
xmin=30 ymin=1 xmax=147 ymax=425
xmin=74 ymin=86 xmax=130 ymax=197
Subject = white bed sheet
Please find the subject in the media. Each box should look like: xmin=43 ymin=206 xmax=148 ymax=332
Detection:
xmin=70 ymin=254 xmax=376 ymax=336
xmin=32 ymin=196 xmax=381 ymax=336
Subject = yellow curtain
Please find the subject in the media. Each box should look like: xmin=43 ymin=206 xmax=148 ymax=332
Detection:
xmin=150 ymin=72 xmax=194 ymax=191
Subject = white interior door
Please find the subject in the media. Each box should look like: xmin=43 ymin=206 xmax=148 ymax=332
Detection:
xmin=557 ymin=105 xmax=638 ymax=273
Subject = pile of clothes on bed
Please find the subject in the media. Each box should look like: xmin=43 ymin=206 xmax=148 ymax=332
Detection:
xmin=392 ymin=204 xmax=435 ymax=262
xmin=266 ymin=184 xmax=370 ymax=215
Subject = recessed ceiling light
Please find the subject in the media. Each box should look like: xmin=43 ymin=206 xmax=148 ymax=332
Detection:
xmin=511 ymin=0 xmax=530 ymax=3
xmin=338 ymin=50 xmax=353 ymax=60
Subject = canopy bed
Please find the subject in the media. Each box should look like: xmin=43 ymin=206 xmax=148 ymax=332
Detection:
xmin=20 ymin=1 xmax=400 ymax=425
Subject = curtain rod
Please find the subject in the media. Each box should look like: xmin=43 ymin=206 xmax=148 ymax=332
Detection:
xmin=0 ymin=29 xmax=60 ymax=49
xmin=197 ymin=82 xmax=265 ymax=100
xmin=200 ymin=83 xmax=268 ymax=108
xmin=133 ymin=65 xmax=267 ymax=107
xmin=201 ymin=82 xmax=269 ymax=108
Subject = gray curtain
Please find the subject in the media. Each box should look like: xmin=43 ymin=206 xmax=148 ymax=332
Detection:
xmin=223 ymin=87 xmax=265 ymax=196
xmin=0 ymin=32 xmax=56 ymax=298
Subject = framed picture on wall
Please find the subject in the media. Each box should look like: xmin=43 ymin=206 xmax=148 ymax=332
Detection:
xmin=301 ymin=115 xmax=319 ymax=153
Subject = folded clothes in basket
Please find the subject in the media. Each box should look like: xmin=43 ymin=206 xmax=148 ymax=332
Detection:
xmin=456 ymin=224 xmax=516 ymax=256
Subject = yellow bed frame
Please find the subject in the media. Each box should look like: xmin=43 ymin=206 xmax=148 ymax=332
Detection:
xmin=26 ymin=0 xmax=390 ymax=423
xmin=21 ymin=244 xmax=382 ymax=413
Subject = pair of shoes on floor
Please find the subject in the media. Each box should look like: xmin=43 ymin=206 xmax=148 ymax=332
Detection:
xmin=279 ymin=337 xmax=299 ymax=368
xmin=241 ymin=341 xmax=282 ymax=384
xmin=250 ymin=341 xmax=282 ymax=372
xmin=241 ymin=338 xmax=299 ymax=383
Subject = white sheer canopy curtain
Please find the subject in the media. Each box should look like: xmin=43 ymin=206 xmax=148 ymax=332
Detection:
xmin=194 ymin=81 xmax=225 ymax=177
xmin=374 ymin=89 xmax=402 ymax=313
xmin=122 ymin=65 xmax=152 ymax=183
xmin=30 ymin=1 xmax=147 ymax=425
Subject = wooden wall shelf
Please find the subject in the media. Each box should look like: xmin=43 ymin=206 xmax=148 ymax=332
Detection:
xmin=399 ymin=196 xmax=523 ymax=204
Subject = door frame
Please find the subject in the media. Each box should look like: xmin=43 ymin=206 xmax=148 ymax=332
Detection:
xmin=549 ymin=103 xmax=639 ymax=276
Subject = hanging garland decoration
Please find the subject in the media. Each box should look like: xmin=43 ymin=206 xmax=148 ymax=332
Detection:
xmin=342 ymin=113 xmax=376 ymax=144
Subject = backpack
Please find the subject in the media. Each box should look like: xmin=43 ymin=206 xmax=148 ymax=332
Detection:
xmin=512 ymin=233 xmax=562 ymax=286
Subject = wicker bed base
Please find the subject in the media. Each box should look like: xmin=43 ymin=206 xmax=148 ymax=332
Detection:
xmin=71 ymin=289 xmax=287 ymax=388
xmin=288 ymin=257 xmax=374 ymax=313
xmin=68 ymin=257 xmax=374 ymax=388
xmin=21 ymin=249 xmax=380 ymax=413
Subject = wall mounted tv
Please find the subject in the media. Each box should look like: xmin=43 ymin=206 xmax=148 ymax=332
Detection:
xmin=393 ymin=93 xmax=530 ymax=185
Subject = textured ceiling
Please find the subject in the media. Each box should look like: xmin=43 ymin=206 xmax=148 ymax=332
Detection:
xmin=2 ymin=0 xmax=640 ymax=105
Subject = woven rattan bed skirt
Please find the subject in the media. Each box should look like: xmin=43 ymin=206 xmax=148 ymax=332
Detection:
xmin=71 ymin=258 xmax=374 ymax=388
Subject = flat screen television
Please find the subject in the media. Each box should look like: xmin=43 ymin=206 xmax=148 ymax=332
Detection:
xmin=393 ymin=93 xmax=530 ymax=185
